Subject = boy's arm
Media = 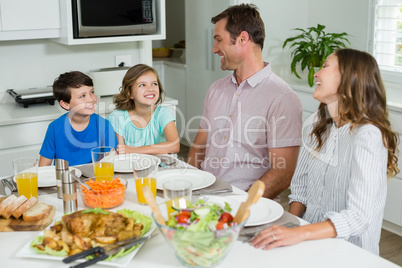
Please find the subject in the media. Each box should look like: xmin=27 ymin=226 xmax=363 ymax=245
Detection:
xmin=39 ymin=156 xmax=52 ymax=167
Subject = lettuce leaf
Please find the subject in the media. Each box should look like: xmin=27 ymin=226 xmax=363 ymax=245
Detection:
xmin=30 ymin=236 xmax=68 ymax=257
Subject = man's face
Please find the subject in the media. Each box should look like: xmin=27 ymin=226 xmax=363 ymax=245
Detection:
xmin=212 ymin=18 xmax=242 ymax=71
xmin=64 ymin=86 xmax=97 ymax=116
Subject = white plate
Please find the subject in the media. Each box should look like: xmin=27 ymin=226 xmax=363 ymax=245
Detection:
xmin=14 ymin=166 xmax=82 ymax=188
xmin=114 ymin=154 xmax=161 ymax=173
xmin=16 ymin=217 xmax=156 ymax=267
xmin=155 ymin=169 xmax=216 ymax=191
xmin=203 ymin=195 xmax=284 ymax=227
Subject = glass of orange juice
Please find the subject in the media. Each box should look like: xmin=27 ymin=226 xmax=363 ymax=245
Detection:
xmin=91 ymin=146 xmax=115 ymax=181
xmin=133 ymin=160 xmax=158 ymax=205
xmin=13 ymin=157 xmax=38 ymax=199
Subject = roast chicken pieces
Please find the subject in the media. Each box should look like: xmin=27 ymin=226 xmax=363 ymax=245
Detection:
xmin=33 ymin=210 xmax=143 ymax=255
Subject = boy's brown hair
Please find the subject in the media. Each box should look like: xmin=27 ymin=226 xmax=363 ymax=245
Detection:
xmin=53 ymin=71 xmax=93 ymax=103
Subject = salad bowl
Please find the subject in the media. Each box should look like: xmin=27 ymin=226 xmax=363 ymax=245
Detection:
xmin=152 ymin=199 xmax=248 ymax=267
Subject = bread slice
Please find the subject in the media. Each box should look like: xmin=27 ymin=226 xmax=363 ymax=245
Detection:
xmin=12 ymin=196 xmax=38 ymax=219
xmin=0 ymin=195 xmax=17 ymax=215
xmin=23 ymin=202 xmax=51 ymax=222
xmin=1 ymin=195 xmax=27 ymax=219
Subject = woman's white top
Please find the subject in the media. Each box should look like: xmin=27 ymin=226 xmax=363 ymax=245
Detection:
xmin=289 ymin=113 xmax=388 ymax=255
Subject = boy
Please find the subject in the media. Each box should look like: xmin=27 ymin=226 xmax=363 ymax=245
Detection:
xmin=39 ymin=71 xmax=117 ymax=166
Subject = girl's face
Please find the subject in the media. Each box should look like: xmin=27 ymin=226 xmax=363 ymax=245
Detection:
xmin=130 ymin=71 xmax=160 ymax=107
xmin=313 ymin=53 xmax=341 ymax=105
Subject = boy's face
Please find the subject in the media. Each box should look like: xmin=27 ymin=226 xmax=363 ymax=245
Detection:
xmin=63 ymin=86 xmax=97 ymax=116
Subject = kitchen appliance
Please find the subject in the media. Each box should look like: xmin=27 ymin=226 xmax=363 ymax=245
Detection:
xmin=89 ymin=67 xmax=129 ymax=97
xmin=72 ymin=0 xmax=157 ymax=38
xmin=7 ymin=87 xmax=55 ymax=108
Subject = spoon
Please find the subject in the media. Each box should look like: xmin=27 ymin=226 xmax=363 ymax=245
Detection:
xmin=233 ymin=180 xmax=265 ymax=224
xmin=142 ymin=185 xmax=166 ymax=226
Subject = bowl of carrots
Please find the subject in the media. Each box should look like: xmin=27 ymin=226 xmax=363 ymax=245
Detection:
xmin=78 ymin=177 xmax=127 ymax=209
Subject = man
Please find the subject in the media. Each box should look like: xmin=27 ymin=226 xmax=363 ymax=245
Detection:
xmin=187 ymin=4 xmax=302 ymax=199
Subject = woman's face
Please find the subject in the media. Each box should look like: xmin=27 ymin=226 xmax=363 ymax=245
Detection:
xmin=130 ymin=71 xmax=160 ymax=107
xmin=313 ymin=53 xmax=341 ymax=105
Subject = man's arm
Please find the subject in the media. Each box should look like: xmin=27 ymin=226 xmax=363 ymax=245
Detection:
xmin=257 ymin=146 xmax=300 ymax=199
xmin=187 ymin=128 xmax=208 ymax=169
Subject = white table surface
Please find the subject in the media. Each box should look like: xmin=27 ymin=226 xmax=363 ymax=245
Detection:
xmin=0 ymin=174 xmax=399 ymax=268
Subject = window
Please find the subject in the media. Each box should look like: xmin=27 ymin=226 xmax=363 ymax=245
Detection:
xmin=372 ymin=0 xmax=402 ymax=83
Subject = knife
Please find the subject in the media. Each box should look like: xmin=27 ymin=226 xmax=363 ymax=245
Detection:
xmin=63 ymin=233 xmax=157 ymax=268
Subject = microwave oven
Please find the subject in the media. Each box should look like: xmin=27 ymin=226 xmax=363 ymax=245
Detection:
xmin=72 ymin=0 xmax=157 ymax=38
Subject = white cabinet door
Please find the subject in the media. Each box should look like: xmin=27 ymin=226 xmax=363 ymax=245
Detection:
xmin=0 ymin=0 xmax=60 ymax=31
xmin=164 ymin=63 xmax=186 ymax=140
xmin=384 ymin=177 xmax=402 ymax=226
xmin=185 ymin=0 xmax=231 ymax=143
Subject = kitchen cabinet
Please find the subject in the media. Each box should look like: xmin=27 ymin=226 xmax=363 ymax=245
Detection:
xmin=153 ymin=60 xmax=186 ymax=143
xmin=55 ymin=0 xmax=166 ymax=45
xmin=0 ymin=0 xmax=60 ymax=41
xmin=185 ymin=0 xmax=231 ymax=143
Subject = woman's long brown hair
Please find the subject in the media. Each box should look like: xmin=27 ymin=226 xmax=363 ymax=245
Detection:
xmin=311 ymin=49 xmax=399 ymax=178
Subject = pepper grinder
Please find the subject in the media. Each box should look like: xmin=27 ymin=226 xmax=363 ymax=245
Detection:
xmin=55 ymin=159 xmax=78 ymax=213
xmin=55 ymin=159 xmax=68 ymax=199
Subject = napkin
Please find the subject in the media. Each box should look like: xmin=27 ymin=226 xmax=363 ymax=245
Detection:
xmin=238 ymin=211 xmax=301 ymax=242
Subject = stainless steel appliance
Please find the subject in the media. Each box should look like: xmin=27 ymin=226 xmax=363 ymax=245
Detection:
xmin=7 ymin=87 xmax=55 ymax=108
xmin=72 ymin=0 xmax=157 ymax=38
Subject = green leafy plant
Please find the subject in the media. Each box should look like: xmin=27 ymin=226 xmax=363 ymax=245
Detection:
xmin=283 ymin=24 xmax=350 ymax=86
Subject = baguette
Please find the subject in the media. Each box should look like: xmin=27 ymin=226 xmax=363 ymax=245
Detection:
xmin=2 ymin=195 xmax=27 ymax=219
xmin=0 ymin=195 xmax=17 ymax=215
xmin=13 ymin=196 xmax=38 ymax=219
xmin=22 ymin=202 xmax=51 ymax=222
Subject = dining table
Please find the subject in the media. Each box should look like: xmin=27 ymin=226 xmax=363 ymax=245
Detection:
xmin=0 ymin=158 xmax=400 ymax=268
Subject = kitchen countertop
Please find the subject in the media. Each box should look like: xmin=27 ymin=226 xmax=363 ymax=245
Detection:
xmin=0 ymin=94 xmax=178 ymax=127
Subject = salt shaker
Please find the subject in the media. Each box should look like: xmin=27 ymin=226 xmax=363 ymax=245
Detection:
xmin=55 ymin=159 xmax=68 ymax=199
xmin=62 ymin=170 xmax=78 ymax=214
xmin=55 ymin=159 xmax=78 ymax=213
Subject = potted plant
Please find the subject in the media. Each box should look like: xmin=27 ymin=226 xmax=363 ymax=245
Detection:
xmin=283 ymin=24 xmax=350 ymax=87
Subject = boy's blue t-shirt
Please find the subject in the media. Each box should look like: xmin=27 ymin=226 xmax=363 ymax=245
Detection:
xmin=40 ymin=113 xmax=117 ymax=166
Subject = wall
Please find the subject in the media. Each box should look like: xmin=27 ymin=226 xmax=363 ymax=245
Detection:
xmin=0 ymin=40 xmax=141 ymax=96
xmin=307 ymin=0 xmax=370 ymax=51
xmin=152 ymin=0 xmax=185 ymax=48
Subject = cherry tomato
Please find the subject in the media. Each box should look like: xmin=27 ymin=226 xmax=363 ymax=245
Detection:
xmin=177 ymin=214 xmax=190 ymax=223
xmin=216 ymin=221 xmax=225 ymax=230
xmin=219 ymin=213 xmax=233 ymax=224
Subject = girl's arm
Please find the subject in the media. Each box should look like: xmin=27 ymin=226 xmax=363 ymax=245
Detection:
xmin=121 ymin=121 xmax=180 ymax=155
xmin=115 ymin=133 xmax=127 ymax=155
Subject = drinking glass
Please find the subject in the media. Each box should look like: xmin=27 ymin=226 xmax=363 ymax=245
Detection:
xmin=163 ymin=179 xmax=192 ymax=216
xmin=133 ymin=159 xmax=158 ymax=205
xmin=91 ymin=146 xmax=115 ymax=181
xmin=13 ymin=157 xmax=38 ymax=198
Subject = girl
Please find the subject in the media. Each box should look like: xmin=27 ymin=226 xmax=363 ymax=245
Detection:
xmin=251 ymin=49 xmax=399 ymax=254
xmin=107 ymin=64 xmax=180 ymax=155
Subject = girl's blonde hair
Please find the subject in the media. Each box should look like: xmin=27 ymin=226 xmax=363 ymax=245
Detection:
xmin=113 ymin=64 xmax=165 ymax=110
xmin=311 ymin=48 xmax=399 ymax=178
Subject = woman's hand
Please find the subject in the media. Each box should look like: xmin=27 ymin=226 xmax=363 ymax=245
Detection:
xmin=250 ymin=225 xmax=306 ymax=250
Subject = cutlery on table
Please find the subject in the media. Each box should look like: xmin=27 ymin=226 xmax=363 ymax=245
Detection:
xmin=62 ymin=234 xmax=157 ymax=268
xmin=233 ymin=180 xmax=265 ymax=224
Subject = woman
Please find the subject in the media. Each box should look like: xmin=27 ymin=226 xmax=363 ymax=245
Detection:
xmin=251 ymin=48 xmax=399 ymax=254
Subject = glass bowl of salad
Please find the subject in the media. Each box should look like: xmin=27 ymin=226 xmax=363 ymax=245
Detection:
xmin=152 ymin=199 xmax=247 ymax=267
